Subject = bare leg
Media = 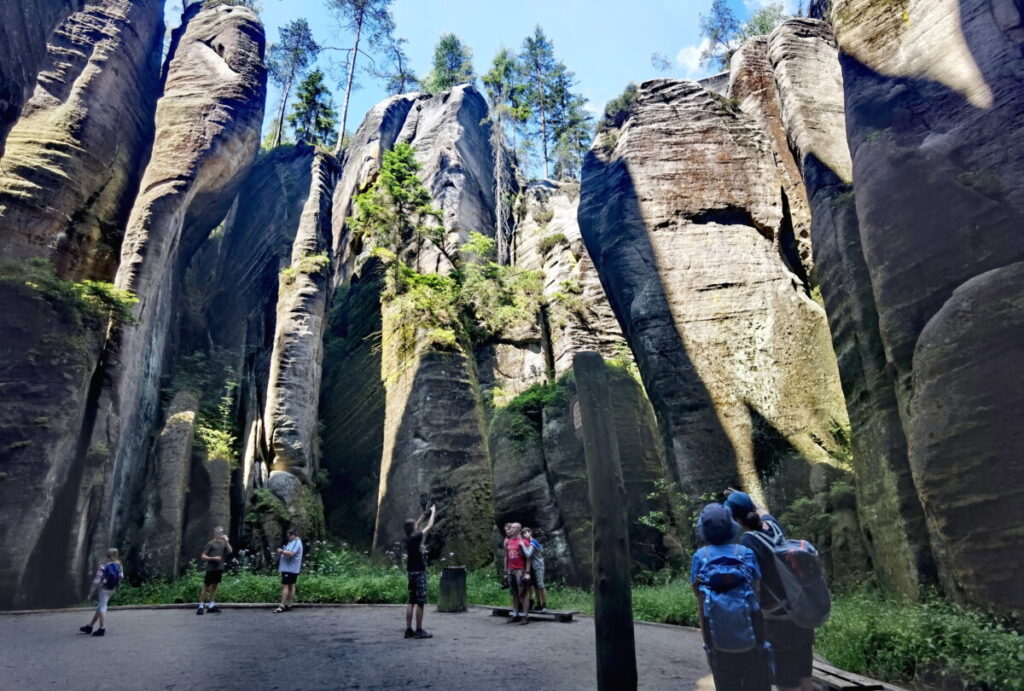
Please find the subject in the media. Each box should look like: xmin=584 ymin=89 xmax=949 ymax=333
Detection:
xmin=198 ymin=584 xmax=208 ymax=605
xmin=97 ymin=611 xmax=106 ymax=629
xmin=405 ymin=603 xmax=414 ymax=630
xmin=89 ymin=610 xmax=100 ymax=626
xmin=208 ymin=583 xmax=219 ymax=603
xmin=286 ymin=584 xmax=295 ymax=606
xmin=414 ymin=604 xmax=424 ymax=630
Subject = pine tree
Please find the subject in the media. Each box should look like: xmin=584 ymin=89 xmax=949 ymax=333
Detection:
xmin=548 ymin=63 xmax=592 ymax=180
xmin=288 ymin=69 xmax=339 ymax=148
xmin=424 ymin=34 xmax=475 ymax=94
xmin=325 ymin=0 xmax=396 ymax=155
xmin=483 ymin=48 xmax=530 ymax=263
xmin=699 ymin=0 xmax=741 ymax=70
xmin=267 ymin=19 xmax=320 ymax=148
xmin=372 ymin=37 xmax=419 ymax=95
xmin=520 ymin=26 xmax=559 ymax=179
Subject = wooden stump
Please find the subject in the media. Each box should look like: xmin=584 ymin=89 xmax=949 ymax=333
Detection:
xmin=575 ymin=351 xmax=638 ymax=691
xmin=437 ymin=566 xmax=467 ymax=612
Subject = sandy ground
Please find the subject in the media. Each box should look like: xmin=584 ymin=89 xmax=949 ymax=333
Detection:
xmin=0 ymin=605 xmax=715 ymax=690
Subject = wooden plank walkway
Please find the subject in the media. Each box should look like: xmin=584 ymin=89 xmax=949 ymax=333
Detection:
xmin=813 ymin=659 xmax=905 ymax=690
xmin=485 ymin=605 xmax=579 ymax=623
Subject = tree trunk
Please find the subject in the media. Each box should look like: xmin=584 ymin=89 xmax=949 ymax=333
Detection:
xmin=273 ymin=73 xmax=293 ymax=148
xmin=574 ymin=351 xmax=637 ymax=691
xmin=335 ymin=15 xmax=363 ymax=156
xmin=539 ymin=99 xmax=549 ymax=179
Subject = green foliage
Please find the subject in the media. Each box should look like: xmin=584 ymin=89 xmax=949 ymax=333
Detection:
xmin=491 ymin=377 xmax=571 ymax=443
xmin=741 ymin=1 xmax=787 ymax=39
xmin=700 ymin=0 xmax=791 ymax=70
xmin=829 ymin=417 xmax=853 ymax=466
xmin=779 ymin=496 xmax=830 ymax=546
xmin=371 ymin=37 xmax=419 ymax=96
xmin=266 ymin=18 xmax=321 ymax=146
xmin=424 ymin=33 xmax=475 ymax=93
xmin=532 ymin=206 xmax=555 ymax=226
xmin=597 ymin=82 xmax=638 ymax=133
xmin=537 ymin=232 xmax=567 ymax=254
xmin=0 ymin=257 xmax=138 ymax=326
xmin=281 ymin=252 xmax=331 ymax=285
xmin=288 ymin=69 xmax=338 ymax=148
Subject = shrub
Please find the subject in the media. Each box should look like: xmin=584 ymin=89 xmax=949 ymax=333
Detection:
xmin=538 ymin=233 xmax=567 ymax=254
xmin=598 ymin=82 xmax=638 ymax=133
xmin=0 ymin=257 xmax=138 ymax=325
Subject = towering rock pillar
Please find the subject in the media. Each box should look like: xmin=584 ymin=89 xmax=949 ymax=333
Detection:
xmin=64 ymin=1 xmax=266 ymax=602
xmin=830 ymin=0 xmax=1024 ymax=613
xmin=579 ymin=80 xmax=848 ymax=506
xmin=767 ymin=18 xmax=934 ymax=596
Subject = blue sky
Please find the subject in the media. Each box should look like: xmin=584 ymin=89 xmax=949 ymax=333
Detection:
xmin=169 ymin=0 xmax=797 ymax=138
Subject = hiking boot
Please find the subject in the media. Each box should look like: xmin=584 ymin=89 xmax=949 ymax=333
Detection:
xmin=79 ymin=625 xmax=93 ymax=634
xmin=196 ymin=607 xmax=204 ymax=616
xmin=414 ymin=629 xmax=433 ymax=639
xmin=404 ymin=628 xmax=416 ymax=638
xmin=506 ymin=615 xmax=518 ymax=624
xmin=207 ymin=606 xmax=222 ymax=614
xmin=92 ymin=628 xmax=105 ymax=637
xmin=519 ymin=616 xmax=530 ymax=625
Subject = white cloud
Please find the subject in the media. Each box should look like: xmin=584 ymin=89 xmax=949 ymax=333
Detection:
xmin=675 ymin=39 xmax=711 ymax=78
xmin=743 ymin=0 xmax=801 ymax=12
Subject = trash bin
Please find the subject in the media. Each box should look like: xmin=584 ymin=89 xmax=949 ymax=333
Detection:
xmin=437 ymin=566 xmax=467 ymax=612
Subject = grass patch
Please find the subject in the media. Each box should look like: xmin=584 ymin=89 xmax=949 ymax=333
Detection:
xmin=111 ymin=545 xmax=1022 ymax=689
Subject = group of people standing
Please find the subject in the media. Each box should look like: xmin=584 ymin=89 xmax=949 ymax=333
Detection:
xmin=692 ymin=491 xmax=817 ymax=691
xmin=502 ymin=522 xmax=547 ymax=623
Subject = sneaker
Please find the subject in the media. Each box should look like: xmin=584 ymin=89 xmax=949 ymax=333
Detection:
xmin=92 ymin=628 xmax=105 ymax=637
xmin=196 ymin=607 xmax=204 ymax=615
xmin=414 ymin=629 xmax=433 ymax=639
xmin=79 ymin=625 xmax=93 ymax=634
xmin=519 ymin=616 xmax=530 ymax=625
xmin=506 ymin=615 xmax=518 ymax=624
xmin=207 ymin=606 xmax=222 ymax=614
xmin=404 ymin=628 xmax=416 ymax=638
xmin=539 ymin=607 xmax=549 ymax=613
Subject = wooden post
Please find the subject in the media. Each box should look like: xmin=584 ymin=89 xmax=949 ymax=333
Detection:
xmin=574 ymin=351 xmax=637 ymax=691
xmin=437 ymin=566 xmax=467 ymax=612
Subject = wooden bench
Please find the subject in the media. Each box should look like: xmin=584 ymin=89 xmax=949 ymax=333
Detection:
xmin=812 ymin=660 xmax=904 ymax=690
xmin=485 ymin=606 xmax=579 ymax=623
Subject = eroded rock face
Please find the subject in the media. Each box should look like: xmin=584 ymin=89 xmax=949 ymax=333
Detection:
xmin=0 ymin=0 xmax=84 ymax=156
xmin=768 ymin=18 xmax=934 ymax=596
xmin=0 ymin=0 xmax=164 ymax=280
xmin=263 ymin=153 xmax=339 ymax=486
xmin=832 ymin=0 xmax=1024 ymax=613
xmin=579 ymin=80 xmax=848 ymax=508
xmin=65 ymin=2 xmax=266 ymax=603
xmin=729 ymin=37 xmax=813 ymax=283
xmin=490 ymin=365 xmax=683 ymax=586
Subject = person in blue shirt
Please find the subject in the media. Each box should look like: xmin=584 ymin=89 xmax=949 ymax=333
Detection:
xmin=690 ymin=502 xmax=771 ymax=691
xmin=274 ymin=528 xmax=303 ymax=613
xmin=726 ymin=490 xmax=815 ymax=691
xmin=521 ymin=528 xmax=547 ymax=612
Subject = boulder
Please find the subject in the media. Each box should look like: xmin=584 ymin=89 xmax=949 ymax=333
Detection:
xmin=0 ymin=0 xmax=85 ymax=156
xmin=579 ymin=80 xmax=848 ymax=507
xmin=768 ymin=18 xmax=934 ymax=596
xmin=832 ymin=0 xmax=1024 ymax=612
xmin=0 ymin=0 xmax=164 ymax=280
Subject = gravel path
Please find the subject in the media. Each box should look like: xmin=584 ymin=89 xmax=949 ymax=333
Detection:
xmin=0 ymin=605 xmax=714 ymax=690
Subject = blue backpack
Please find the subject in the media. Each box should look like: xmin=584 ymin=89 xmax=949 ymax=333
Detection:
xmin=101 ymin=562 xmax=123 ymax=590
xmin=694 ymin=545 xmax=761 ymax=653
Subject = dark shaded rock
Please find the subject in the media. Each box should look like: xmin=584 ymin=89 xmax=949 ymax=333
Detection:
xmin=0 ymin=0 xmax=85 ymax=156
xmin=0 ymin=0 xmax=164 ymax=280
xmin=768 ymin=17 xmax=933 ymax=596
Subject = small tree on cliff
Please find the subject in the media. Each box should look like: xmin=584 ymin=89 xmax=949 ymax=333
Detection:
xmin=424 ymin=33 xmax=475 ymax=93
xmin=288 ymin=69 xmax=339 ymax=148
xmin=351 ymin=143 xmax=453 ymax=268
xmin=371 ymin=37 xmax=419 ymax=95
xmin=547 ymin=63 xmax=592 ymax=181
xmin=267 ymin=19 xmax=321 ymax=148
xmin=325 ymin=0 xmax=396 ymax=155
xmin=700 ymin=0 xmax=791 ymax=70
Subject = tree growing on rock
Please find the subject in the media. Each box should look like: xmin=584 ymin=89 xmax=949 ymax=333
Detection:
xmin=288 ymin=69 xmax=339 ymax=148
xmin=325 ymin=0 xmax=396 ymax=155
xmin=700 ymin=0 xmax=791 ymax=70
xmin=548 ymin=63 xmax=592 ymax=181
xmin=371 ymin=37 xmax=419 ymax=95
xmin=520 ymin=26 xmax=558 ymax=179
xmin=267 ymin=19 xmax=320 ymax=148
xmin=424 ymin=33 xmax=475 ymax=94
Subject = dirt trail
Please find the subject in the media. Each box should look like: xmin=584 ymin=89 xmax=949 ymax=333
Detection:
xmin=0 ymin=605 xmax=714 ymax=690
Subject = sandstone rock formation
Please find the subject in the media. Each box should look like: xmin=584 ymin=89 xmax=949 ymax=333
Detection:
xmin=831 ymin=0 xmax=1024 ymax=613
xmin=0 ymin=1 xmax=85 ymax=156
xmin=579 ymin=79 xmax=849 ymax=508
xmin=0 ymin=0 xmax=164 ymax=280
xmin=62 ymin=2 xmax=266 ymax=602
xmin=728 ymin=37 xmax=813 ymax=283
xmin=767 ymin=17 xmax=934 ymax=596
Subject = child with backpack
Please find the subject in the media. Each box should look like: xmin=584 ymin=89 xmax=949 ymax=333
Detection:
xmin=691 ymin=503 xmax=772 ymax=691
xmin=726 ymin=490 xmax=830 ymax=691
xmin=79 ymin=548 xmax=123 ymax=637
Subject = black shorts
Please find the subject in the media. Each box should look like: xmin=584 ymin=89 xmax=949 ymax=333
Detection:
xmin=204 ymin=570 xmax=223 ymax=586
xmin=766 ymin=618 xmax=815 ymax=687
xmin=280 ymin=572 xmax=299 ymax=585
xmin=407 ymin=571 xmax=427 ymax=606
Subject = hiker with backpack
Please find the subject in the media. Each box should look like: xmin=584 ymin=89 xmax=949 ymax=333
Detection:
xmin=79 ymin=548 xmax=124 ymax=637
xmin=691 ymin=503 xmax=772 ymax=691
xmin=725 ymin=490 xmax=830 ymax=691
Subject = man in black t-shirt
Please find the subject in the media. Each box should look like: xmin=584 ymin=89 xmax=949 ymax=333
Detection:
xmin=196 ymin=527 xmax=231 ymax=615
xmin=403 ymin=504 xmax=436 ymax=639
